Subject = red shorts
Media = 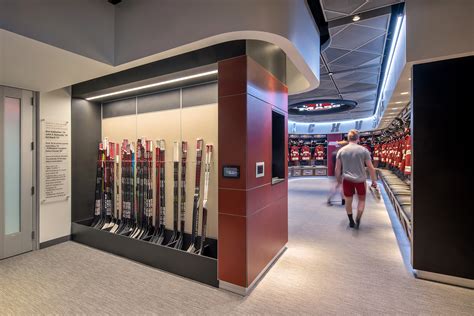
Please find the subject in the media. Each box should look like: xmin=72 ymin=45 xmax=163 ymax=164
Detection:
xmin=343 ymin=179 xmax=366 ymax=197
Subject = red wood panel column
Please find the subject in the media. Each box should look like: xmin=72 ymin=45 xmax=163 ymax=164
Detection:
xmin=218 ymin=55 xmax=288 ymax=292
xmin=327 ymin=134 xmax=343 ymax=176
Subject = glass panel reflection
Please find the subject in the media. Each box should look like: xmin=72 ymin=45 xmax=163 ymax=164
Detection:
xmin=4 ymin=97 xmax=21 ymax=234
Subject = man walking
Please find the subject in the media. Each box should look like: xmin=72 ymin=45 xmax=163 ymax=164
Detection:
xmin=335 ymin=130 xmax=377 ymax=228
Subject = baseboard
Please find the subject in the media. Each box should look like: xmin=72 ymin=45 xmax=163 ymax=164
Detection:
xmin=219 ymin=245 xmax=287 ymax=296
xmin=39 ymin=235 xmax=71 ymax=249
xmin=415 ymin=270 xmax=474 ymax=289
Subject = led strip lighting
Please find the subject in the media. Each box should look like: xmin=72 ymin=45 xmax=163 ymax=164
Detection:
xmin=85 ymin=70 xmax=218 ymax=101
xmin=376 ymin=15 xmax=404 ymax=122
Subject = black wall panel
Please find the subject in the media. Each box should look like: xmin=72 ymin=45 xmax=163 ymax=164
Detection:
xmin=71 ymin=98 xmax=102 ymax=222
xmin=138 ymin=89 xmax=180 ymax=113
xmin=412 ymin=56 xmax=473 ymax=280
xmin=182 ymin=82 xmax=218 ymax=108
xmin=102 ymin=83 xmax=218 ymax=118
xmin=72 ymin=41 xmax=245 ymax=98
xmin=102 ymin=97 xmax=136 ymax=118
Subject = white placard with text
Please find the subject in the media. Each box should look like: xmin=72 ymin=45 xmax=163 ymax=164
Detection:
xmin=40 ymin=120 xmax=70 ymax=203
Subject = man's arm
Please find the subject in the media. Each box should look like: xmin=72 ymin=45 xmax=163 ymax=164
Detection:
xmin=365 ymin=158 xmax=377 ymax=187
xmin=335 ymin=158 xmax=342 ymax=183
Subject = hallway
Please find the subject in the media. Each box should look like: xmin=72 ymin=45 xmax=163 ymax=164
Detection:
xmin=1 ymin=178 xmax=472 ymax=314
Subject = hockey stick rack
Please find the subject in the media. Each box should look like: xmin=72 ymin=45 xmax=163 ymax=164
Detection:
xmin=72 ymin=219 xmax=218 ymax=286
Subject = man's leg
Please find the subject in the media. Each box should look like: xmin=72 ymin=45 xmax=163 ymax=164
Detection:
xmin=342 ymin=180 xmax=355 ymax=227
xmin=356 ymin=196 xmax=366 ymax=219
xmin=327 ymin=182 xmax=337 ymax=205
xmin=355 ymin=182 xmax=367 ymax=228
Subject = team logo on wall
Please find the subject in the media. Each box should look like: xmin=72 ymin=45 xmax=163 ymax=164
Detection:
xmin=289 ymin=99 xmax=357 ymax=115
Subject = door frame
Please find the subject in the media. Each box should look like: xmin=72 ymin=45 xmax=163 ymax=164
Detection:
xmin=0 ymin=86 xmax=38 ymax=259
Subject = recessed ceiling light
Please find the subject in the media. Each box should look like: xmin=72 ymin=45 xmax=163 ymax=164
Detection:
xmin=400 ymin=92 xmax=409 ymax=95
xmin=352 ymin=15 xmax=361 ymax=22
xmin=408 ymin=78 xmax=411 ymax=80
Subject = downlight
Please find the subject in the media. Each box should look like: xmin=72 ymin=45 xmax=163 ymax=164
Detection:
xmin=352 ymin=15 xmax=361 ymax=22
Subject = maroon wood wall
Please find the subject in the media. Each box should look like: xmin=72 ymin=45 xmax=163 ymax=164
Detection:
xmin=218 ymin=55 xmax=288 ymax=288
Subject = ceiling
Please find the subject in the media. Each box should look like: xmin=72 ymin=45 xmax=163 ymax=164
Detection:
xmin=289 ymin=0 xmax=403 ymax=123
xmin=320 ymin=0 xmax=403 ymax=21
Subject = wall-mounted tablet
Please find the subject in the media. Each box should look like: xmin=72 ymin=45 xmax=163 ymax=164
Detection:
xmin=223 ymin=165 xmax=240 ymax=178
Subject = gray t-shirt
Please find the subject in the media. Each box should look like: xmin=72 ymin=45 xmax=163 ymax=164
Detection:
xmin=336 ymin=143 xmax=371 ymax=183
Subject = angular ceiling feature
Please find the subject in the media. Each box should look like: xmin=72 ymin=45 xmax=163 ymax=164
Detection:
xmin=289 ymin=10 xmax=393 ymax=123
xmin=357 ymin=35 xmax=386 ymax=53
xmin=330 ymin=51 xmax=380 ymax=67
xmin=321 ymin=0 xmax=366 ymax=15
xmin=323 ymin=47 xmax=351 ymax=63
xmin=330 ymin=24 xmax=386 ymax=50
xmin=321 ymin=0 xmax=402 ymax=21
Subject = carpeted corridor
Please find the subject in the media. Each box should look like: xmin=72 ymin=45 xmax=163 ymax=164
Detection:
xmin=1 ymin=178 xmax=472 ymax=314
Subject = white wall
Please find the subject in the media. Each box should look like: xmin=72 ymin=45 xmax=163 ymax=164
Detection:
xmin=38 ymin=88 xmax=71 ymax=243
xmin=0 ymin=0 xmax=115 ymax=64
xmin=406 ymin=0 xmax=474 ymax=64
xmin=1 ymin=0 xmax=320 ymax=95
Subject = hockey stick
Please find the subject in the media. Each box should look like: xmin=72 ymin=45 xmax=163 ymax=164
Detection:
xmin=110 ymin=143 xmax=122 ymax=233
xmin=139 ymin=140 xmax=154 ymax=239
xmin=118 ymin=141 xmax=135 ymax=236
xmin=91 ymin=142 xmax=104 ymax=228
xmin=103 ymin=142 xmax=118 ymax=231
xmin=131 ymin=139 xmax=145 ymax=238
xmin=150 ymin=140 xmax=166 ymax=244
xmin=169 ymin=141 xmax=187 ymax=249
xmin=99 ymin=138 xmax=114 ymax=230
xmin=167 ymin=142 xmax=180 ymax=247
xmin=115 ymin=140 xmax=129 ymax=234
xmin=124 ymin=142 xmax=139 ymax=237
xmin=196 ymin=144 xmax=212 ymax=255
xmin=187 ymin=139 xmax=203 ymax=253
xmin=173 ymin=141 xmax=187 ymax=250
xmin=150 ymin=141 xmax=161 ymax=243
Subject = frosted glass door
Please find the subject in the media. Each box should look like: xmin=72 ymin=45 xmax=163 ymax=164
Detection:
xmin=4 ymin=97 xmax=21 ymax=235
xmin=1 ymin=87 xmax=35 ymax=260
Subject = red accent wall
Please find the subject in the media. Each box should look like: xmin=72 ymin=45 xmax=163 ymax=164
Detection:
xmin=327 ymin=134 xmax=343 ymax=176
xmin=218 ymin=55 xmax=288 ymax=288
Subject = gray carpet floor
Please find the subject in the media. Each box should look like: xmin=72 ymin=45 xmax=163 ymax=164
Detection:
xmin=1 ymin=178 xmax=473 ymax=315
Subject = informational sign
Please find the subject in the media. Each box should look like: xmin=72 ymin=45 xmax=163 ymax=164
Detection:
xmin=40 ymin=120 xmax=70 ymax=203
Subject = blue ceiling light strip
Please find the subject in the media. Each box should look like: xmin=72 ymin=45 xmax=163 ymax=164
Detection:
xmin=373 ymin=3 xmax=405 ymax=116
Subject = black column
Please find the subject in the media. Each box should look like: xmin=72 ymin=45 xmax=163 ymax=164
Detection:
xmin=412 ymin=56 xmax=473 ymax=280
xmin=71 ymin=98 xmax=101 ymax=222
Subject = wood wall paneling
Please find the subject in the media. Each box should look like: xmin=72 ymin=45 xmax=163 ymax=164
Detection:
xmin=218 ymin=55 xmax=289 ymax=290
xmin=218 ymin=56 xmax=247 ymax=98
xmin=218 ymin=213 xmax=247 ymax=287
